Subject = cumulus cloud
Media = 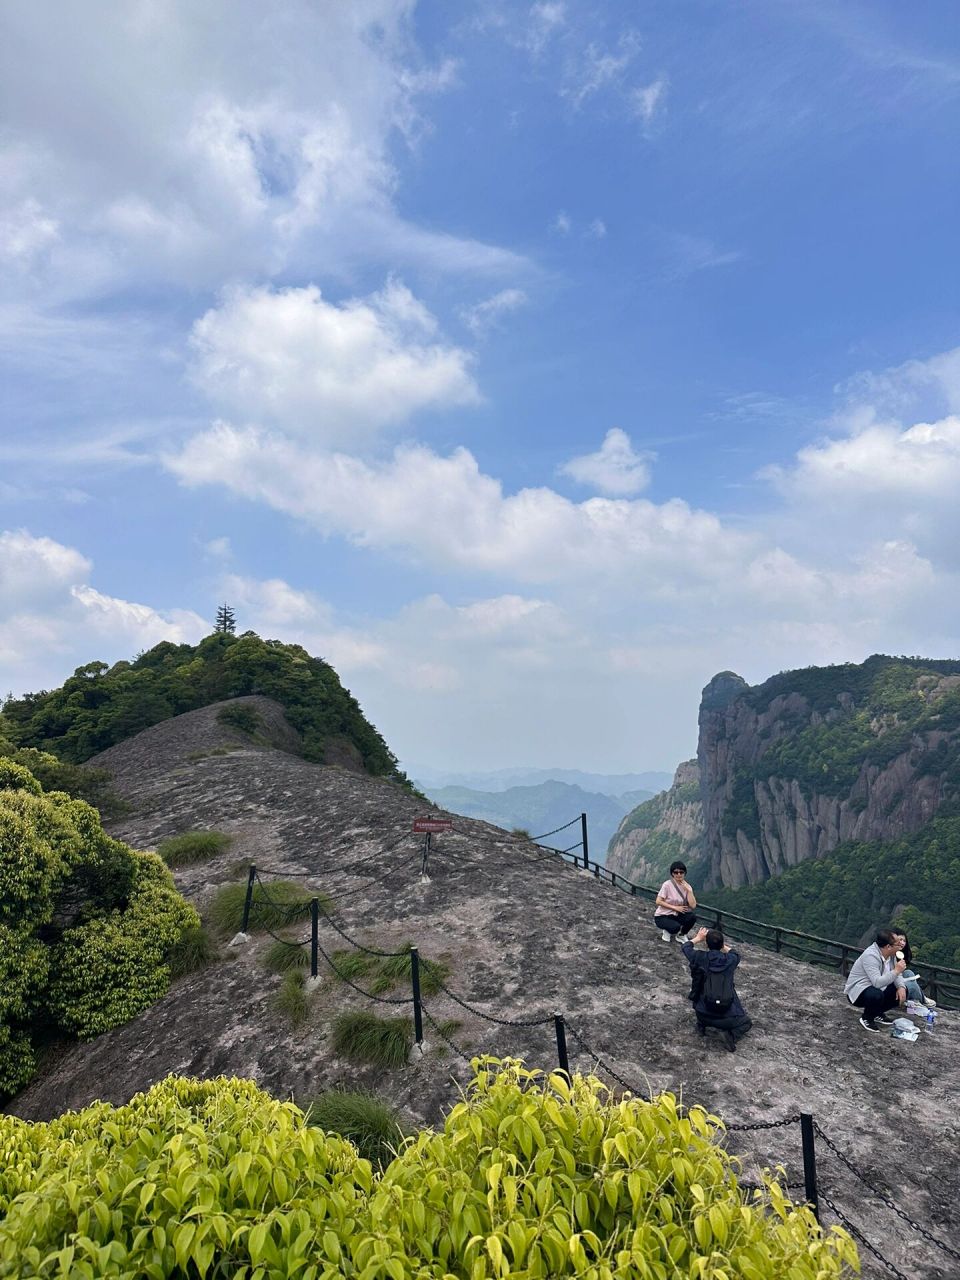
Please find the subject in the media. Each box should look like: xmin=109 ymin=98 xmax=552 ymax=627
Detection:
xmin=188 ymin=280 xmax=479 ymax=444
xmin=165 ymin=424 xmax=753 ymax=585
xmin=559 ymin=428 xmax=653 ymax=495
xmin=0 ymin=529 xmax=206 ymax=691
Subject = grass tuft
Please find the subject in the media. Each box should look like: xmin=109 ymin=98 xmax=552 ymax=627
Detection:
xmin=275 ymin=969 xmax=310 ymax=1026
xmin=331 ymin=1011 xmax=413 ymax=1069
xmin=206 ymin=880 xmax=322 ymax=935
xmin=166 ymin=925 xmax=217 ymax=979
xmin=304 ymin=1090 xmax=404 ymax=1167
xmin=263 ymin=938 xmax=311 ymax=973
xmin=158 ymin=830 xmax=233 ymax=868
xmin=329 ymin=945 xmax=449 ymax=996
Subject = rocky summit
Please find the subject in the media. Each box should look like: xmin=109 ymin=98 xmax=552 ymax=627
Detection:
xmin=7 ymin=697 xmax=959 ymax=1278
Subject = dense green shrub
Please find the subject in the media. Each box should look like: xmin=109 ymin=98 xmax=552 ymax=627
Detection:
xmin=166 ymin=925 xmax=217 ymax=979
xmin=306 ymin=1089 xmax=404 ymax=1169
xmin=0 ymin=767 xmax=198 ymax=1096
xmin=331 ymin=1010 xmax=413 ymax=1068
xmin=216 ymin=704 xmax=262 ymax=735
xmin=157 ymin=830 xmax=233 ymax=868
xmin=0 ymin=1063 xmax=858 ymax=1278
xmin=262 ymin=938 xmax=311 ymax=973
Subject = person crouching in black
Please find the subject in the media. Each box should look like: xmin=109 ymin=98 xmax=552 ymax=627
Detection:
xmin=681 ymin=927 xmax=752 ymax=1052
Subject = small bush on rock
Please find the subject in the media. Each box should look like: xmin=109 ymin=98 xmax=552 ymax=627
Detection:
xmin=331 ymin=1010 xmax=413 ymax=1069
xmin=206 ymin=880 xmax=320 ymax=935
xmin=305 ymin=1089 xmax=404 ymax=1168
xmin=157 ymin=830 xmax=232 ymax=868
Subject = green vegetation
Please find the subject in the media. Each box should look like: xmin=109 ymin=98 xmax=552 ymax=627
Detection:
xmin=331 ymin=1010 xmax=414 ymax=1068
xmin=711 ymin=813 xmax=960 ymax=967
xmin=330 ymin=945 xmax=449 ymax=997
xmin=0 ymin=1063 xmax=857 ymax=1278
xmin=305 ymin=1089 xmax=404 ymax=1168
xmin=2 ymin=630 xmax=406 ymax=782
xmin=745 ymin=653 xmax=960 ymax=716
xmin=721 ymin=769 xmax=762 ymax=842
xmin=0 ymin=761 xmax=198 ymax=1098
xmin=262 ymin=938 xmax=311 ymax=973
xmin=275 ymin=969 xmax=310 ymax=1027
xmin=615 ymin=790 xmax=666 ymax=840
xmin=216 ymin=703 xmax=262 ymax=735
xmin=157 ymin=830 xmax=233 ymax=868
xmin=0 ymin=716 xmax=121 ymax=813
xmin=205 ymin=880 xmax=319 ymax=936
xmin=166 ymin=925 xmax=217 ymax=980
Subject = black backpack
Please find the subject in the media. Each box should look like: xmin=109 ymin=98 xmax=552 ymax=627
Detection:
xmin=701 ymin=964 xmax=735 ymax=1015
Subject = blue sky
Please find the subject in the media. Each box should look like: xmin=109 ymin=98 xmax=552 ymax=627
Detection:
xmin=2 ymin=0 xmax=959 ymax=775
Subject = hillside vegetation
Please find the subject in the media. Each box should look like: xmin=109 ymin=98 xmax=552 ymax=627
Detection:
xmin=0 ymin=758 xmax=198 ymax=1099
xmin=2 ymin=632 xmax=404 ymax=783
xmin=709 ymin=814 xmax=960 ymax=967
xmin=0 ymin=1062 xmax=856 ymax=1279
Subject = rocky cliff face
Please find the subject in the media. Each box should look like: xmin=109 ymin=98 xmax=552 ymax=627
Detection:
xmin=697 ymin=658 xmax=960 ymax=888
xmin=605 ymin=759 xmax=704 ymax=885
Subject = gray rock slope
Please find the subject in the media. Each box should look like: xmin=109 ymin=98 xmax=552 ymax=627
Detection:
xmin=8 ymin=699 xmax=959 ymax=1278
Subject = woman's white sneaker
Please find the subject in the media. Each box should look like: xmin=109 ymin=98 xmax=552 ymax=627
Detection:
xmin=661 ymin=929 xmax=672 ymax=942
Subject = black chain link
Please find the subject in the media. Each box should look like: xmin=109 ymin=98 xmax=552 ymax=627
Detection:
xmin=820 ymin=1193 xmax=909 ymax=1280
xmin=725 ymin=1114 xmax=801 ymax=1132
xmin=326 ymin=852 xmax=420 ymax=901
xmin=421 ymin=1004 xmax=474 ymax=1063
xmin=529 ymin=817 xmax=580 ymax=841
xmin=814 ymin=1125 xmax=960 ymax=1262
xmin=565 ymin=1025 xmax=645 ymax=1095
xmin=560 ymin=841 xmax=584 ymax=855
xmin=252 ymin=873 xmax=313 ymax=914
xmin=420 ymin=968 xmax=553 ymax=1028
xmin=254 ymin=920 xmax=310 ymax=951
xmin=315 ymin=899 xmax=409 ymax=958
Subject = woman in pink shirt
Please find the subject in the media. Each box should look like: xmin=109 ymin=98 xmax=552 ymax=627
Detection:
xmin=654 ymin=860 xmax=698 ymax=942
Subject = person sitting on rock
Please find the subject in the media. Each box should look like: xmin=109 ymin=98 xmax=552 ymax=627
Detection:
xmin=681 ymin=927 xmax=752 ymax=1052
xmin=843 ymin=930 xmax=907 ymax=1032
xmin=654 ymin=860 xmax=698 ymax=942
xmin=890 ymin=930 xmax=936 ymax=1009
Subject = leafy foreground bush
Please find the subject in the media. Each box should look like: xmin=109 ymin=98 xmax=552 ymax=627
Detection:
xmin=0 ymin=762 xmax=199 ymax=1098
xmin=306 ymin=1089 xmax=404 ymax=1169
xmin=0 ymin=1061 xmax=857 ymax=1279
xmin=157 ymin=830 xmax=233 ymax=868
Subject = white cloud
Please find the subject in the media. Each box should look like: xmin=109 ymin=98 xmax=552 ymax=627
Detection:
xmin=559 ymin=428 xmax=653 ymax=495
xmin=586 ymin=218 xmax=607 ymax=239
xmin=0 ymin=2 xmax=524 ymax=301
xmin=0 ymin=530 xmax=206 ymax=691
xmin=551 ymin=211 xmax=572 ymax=235
xmin=188 ymin=280 xmax=479 ymax=444
xmin=631 ymin=76 xmax=667 ymax=125
xmin=525 ymin=3 xmax=567 ymax=56
xmin=460 ymin=288 xmax=528 ymax=336
xmin=165 ymin=423 xmax=753 ymax=585
xmin=562 ymin=32 xmax=643 ymax=109
xmin=662 ymin=232 xmax=741 ymax=281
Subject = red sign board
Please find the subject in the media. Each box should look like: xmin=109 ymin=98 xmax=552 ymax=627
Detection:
xmin=413 ymin=817 xmax=453 ymax=834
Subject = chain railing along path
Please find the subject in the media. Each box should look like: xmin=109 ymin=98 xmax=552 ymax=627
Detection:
xmin=240 ymin=827 xmax=957 ymax=1277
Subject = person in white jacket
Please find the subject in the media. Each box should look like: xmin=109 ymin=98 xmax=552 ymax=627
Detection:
xmin=843 ymin=930 xmax=907 ymax=1033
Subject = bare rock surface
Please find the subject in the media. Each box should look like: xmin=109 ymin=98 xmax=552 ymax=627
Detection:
xmin=7 ymin=700 xmax=959 ymax=1278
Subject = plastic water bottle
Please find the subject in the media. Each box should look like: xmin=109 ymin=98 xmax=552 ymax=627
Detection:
xmin=923 ymin=1008 xmax=936 ymax=1034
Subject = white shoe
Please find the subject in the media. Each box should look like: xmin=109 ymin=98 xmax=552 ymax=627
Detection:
xmin=924 ymin=997 xmax=937 ymax=1008
xmin=661 ymin=929 xmax=672 ymax=942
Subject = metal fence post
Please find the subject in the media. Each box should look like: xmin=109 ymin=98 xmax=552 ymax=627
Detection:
xmin=410 ymin=947 xmax=424 ymax=1045
xmin=241 ymin=865 xmax=256 ymax=932
xmin=800 ymin=1113 xmax=820 ymax=1224
xmin=580 ymin=813 xmax=590 ymax=872
xmin=420 ymin=831 xmax=431 ymax=876
xmin=774 ymin=927 xmax=782 ymax=953
xmin=310 ymin=898 xmax=319 ymax=979
xmin=554 ymin=1013 xmax=569 ymax=1078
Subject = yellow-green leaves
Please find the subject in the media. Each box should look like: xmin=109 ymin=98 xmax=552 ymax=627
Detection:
xmin=0 ymin=1062 xmax=858 ymax=1279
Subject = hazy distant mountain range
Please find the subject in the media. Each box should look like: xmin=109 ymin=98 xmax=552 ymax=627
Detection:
xmin=411 ymin=765 xmax=672 ymax=795
xmin=413 ymin=772 xmax=670 ymax=865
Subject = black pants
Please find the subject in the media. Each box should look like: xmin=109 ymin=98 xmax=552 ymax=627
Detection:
xmin=852 ymin=984 xmax=898 ymax=1022
xmin=655 ymin=911 xmax=696 ymax=936
xmin=696 ymin=1010 xmax=752 ymax=1042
